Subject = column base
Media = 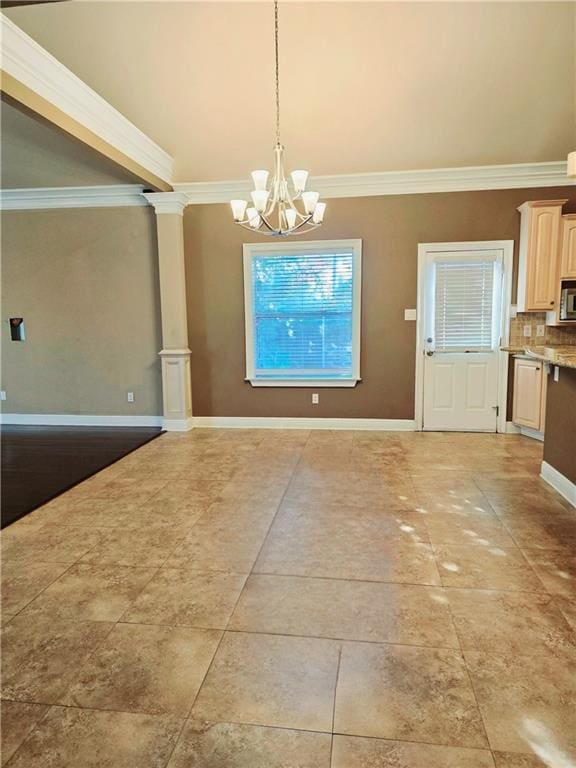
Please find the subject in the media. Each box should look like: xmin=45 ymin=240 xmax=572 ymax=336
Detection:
xmin=159 ymin=349 xmax=193 ymax=431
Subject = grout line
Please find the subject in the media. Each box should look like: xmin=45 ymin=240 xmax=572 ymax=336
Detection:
xmin=329 ymin=645 xmax=343 ymax=766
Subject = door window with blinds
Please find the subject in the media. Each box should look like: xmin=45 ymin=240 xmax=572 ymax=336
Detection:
xmin=243 ymin=240 xmax=362 ymax=386
xmin=432 ymin=257 xmax=502 ymax=352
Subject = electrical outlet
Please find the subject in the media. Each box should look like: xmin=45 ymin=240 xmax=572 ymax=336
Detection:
xmin=127 ymin=392 xmax=135 ymax=403
xmin=0 ymin=391 xmax=6 ymax=401
xmin=312 ymin=393 xmax=319 ymax=404
xmin=523 ymin=325 xmax=532 ymax=338
xmin=536 ymin=325 xmax=545 ymax=337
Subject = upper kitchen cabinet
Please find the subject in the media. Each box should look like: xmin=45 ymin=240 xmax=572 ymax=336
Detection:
xmin=560 ymin=214 xmax=576 ymax=279
xmin=516 ymin=200 xmax=567 ymax=312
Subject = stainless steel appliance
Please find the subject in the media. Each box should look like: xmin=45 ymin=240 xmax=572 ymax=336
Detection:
xmin=560 ymin=283 xmax=576 ymax=321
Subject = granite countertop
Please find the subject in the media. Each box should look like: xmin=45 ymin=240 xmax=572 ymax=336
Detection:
xmin=501 ymin=345 xmax=576 ymax=370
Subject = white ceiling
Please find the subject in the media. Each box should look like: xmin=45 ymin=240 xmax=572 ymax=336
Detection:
xmin=4 ymin=1 xmax=576 ymax=183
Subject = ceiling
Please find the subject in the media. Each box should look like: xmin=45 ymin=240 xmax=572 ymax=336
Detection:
xmin=3 ymin=1 xmax=576 ymax=183
xmin=1 ymin=101 xmax=141 ymax=188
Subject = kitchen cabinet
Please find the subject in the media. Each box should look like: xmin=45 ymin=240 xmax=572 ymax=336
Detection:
xmin=513 ymin=357 xmax=547 ymax=432
xmin=517 ymin=200 xmax=567 ymax=312
xmin=560 ymin=214 xmax=576 ymax=279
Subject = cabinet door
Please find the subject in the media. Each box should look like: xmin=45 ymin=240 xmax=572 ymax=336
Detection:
xmin=560 ymin=215 xmax=576 ymax=279
xmin=526 ymin=205 xmax=562 ymax=310
xmin=513 ymin=358 xmax=543 ymax=430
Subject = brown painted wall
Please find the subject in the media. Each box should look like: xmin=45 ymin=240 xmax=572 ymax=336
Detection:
xmin=543 ymin=367 xmax=576 ymax=485
xmin=184 ymin=186 xmax=576 ymax=419
xmin=1 ymin=207 xmax=163 ymax=416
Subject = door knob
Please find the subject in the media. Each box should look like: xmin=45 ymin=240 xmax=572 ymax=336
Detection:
xmin=426 ymin=350 xmax=434 ymax=357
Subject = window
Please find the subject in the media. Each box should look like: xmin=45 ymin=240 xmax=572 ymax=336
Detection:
xmin=243 ymin=239 xmax=362 ymax=386
xmin=433 ymin=257 xmax=502 ymax=352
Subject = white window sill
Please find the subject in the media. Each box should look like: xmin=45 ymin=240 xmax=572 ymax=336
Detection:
xmin=246 ymin=378 xmax=361 ymax=388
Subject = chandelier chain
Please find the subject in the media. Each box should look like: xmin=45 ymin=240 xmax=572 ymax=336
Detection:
xmin=274 ymin=0 xmax=280 ymax=146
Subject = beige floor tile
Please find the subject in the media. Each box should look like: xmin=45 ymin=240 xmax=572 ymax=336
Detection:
xmin=123 ymin=569 xmax=247 ymax=628
xmin=424 ymin=512 xmax=517 ymax=548
xmin=79 ymin=528 xmax=187 ymax=567
xmin=6 ymin=706 xmax=183 ymax=768
xmin=554 ymin=596 xmax=576 ymax=632
xmin=465 ymin=650 xmax=576 ymax=756
xmin=20 ymin=564 xmax=156 ymax=622
xmin=255 ymin=513 xmax=440 ymax=585
xmin=334 ymin=642 xmax=487 ymax=748
xmin=1 ymin=525 xmax=105 ymax=564
xmin=499 ymin=518 xmax=576 ymax=551
xmin=166 ymin=511 xmax=273 ymax=572
xmin=0 ymin=701 xmax=49 ymax=766
xmin=331 ymin=735 xmax=495 ymax=767
xmin=434 ymin=546 xmax=545 ymax=591
xmin=229 ymin=574 xmax=458 ymax=647
xmin=447 ymin=589 xmax=576 ymax=655
xmin=167 ymin=719 xmax=331 ymax=768
xmin=192 ymin=632 xmax=340 ymax=732
xmin=521 ymin=550 xmax=576 ymax=597
xmin=40 ymin=499 xmax=141 ymax=527
xmin=493 ymin=753 xmax=549 ymax=767
xmin=1 ymin=614 xmax=113 ymax=703
xmin=63 ymin=623 xmax=221 ymax=715
xmin=1 ymin=560 xmax=70 ymax=614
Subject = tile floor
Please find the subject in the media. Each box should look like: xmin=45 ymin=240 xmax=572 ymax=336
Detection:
xmin=1 ymin=429 xmax=575 ymax=767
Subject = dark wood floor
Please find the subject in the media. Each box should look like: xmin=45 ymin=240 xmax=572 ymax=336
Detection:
xmin=1 ymin=425 xmax=162 ymax=528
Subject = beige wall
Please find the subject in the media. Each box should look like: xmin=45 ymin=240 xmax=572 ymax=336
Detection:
xmin=1 ymin=206 xmax=163 ymax=416
xmin=184 ymin=186 xmax=576 ymax=420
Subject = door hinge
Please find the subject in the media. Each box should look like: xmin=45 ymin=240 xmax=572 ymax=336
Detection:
xmin=494 ymin=406 xmax=499 ymax=416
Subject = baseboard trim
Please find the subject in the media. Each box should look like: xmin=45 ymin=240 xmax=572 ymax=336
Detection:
xmin=505 ymin=421 xmax=521 ymax=434
xmin=192 ymin=416 xmax=417 ymax=431
xmin=519 ymin=426 xmax=545 ymax=442
xmin=541 ymin=461 xmax=576 ymax=507
xmin=0 ymin=413 xmax=163 ymax=428
xmin=162 ymin=416 xmax=194 ymax=432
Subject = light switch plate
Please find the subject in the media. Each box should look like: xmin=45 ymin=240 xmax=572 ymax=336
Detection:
xmin=554 ymin=366 xmax=560 ymax=382
xmin=523 ymin=325 xmax=532 ymax=337
xmin=0 ymin=391 xmax=6 ymax=401
xmin=404 ymin=309 xmax=417 ymax=321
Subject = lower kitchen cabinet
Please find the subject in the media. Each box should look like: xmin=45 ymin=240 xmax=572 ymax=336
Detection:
xmin=512 ymin=357 xmax=547 ymax=432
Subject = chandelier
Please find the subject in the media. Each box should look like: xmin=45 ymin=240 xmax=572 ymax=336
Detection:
xmin=230 ymin=0 xmax=326 ymax=236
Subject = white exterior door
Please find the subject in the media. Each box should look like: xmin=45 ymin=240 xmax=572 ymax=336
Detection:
xmin=421 ymin=248 xmax=504 ymax=431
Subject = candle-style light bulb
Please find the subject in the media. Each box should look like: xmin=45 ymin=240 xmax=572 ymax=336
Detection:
xmin=251 ymin=170 xmax=269 ymax=191
xmin=312 ymin=202 xmax=326 ymax=224
xmin=302 ymin=191 xmax=319 ymax=215
xmin=230 ymin=199 xmax=247 ymax=222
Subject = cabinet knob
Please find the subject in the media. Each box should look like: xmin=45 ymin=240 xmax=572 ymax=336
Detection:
xmin=550 ymin=301 xmax=555 ymax=305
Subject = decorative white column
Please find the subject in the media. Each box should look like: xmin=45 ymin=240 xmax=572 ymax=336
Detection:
xmin=144 ymin=192 xmax=193 ymax=431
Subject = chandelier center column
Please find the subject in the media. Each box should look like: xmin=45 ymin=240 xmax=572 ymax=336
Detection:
xmin=144 ymin=192 xmax=193 ymax=431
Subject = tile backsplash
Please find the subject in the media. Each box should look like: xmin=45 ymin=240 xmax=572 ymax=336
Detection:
xmin=509 ymin=313 xmax=576 ymax=347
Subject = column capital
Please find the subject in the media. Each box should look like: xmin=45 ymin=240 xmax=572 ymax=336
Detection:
xmin=144 ymin=192 xmax=189 ymax=216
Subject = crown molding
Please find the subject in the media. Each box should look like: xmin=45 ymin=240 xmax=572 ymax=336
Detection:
xmin=174 ymin=161 xmax=573 ymax=205
xmin=0 ymin=185 xmax=148 ymax=211
xmin=0 ymin=15 xmax=174 ymax=186
xmin=144 ymin=192 xmax=189 ymax=216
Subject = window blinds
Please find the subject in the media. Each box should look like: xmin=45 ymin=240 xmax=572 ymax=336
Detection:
xmin=434 ymin=260 xmax=497 ymax=352
xmin=251 ymin=251 xmax=355 ymax=379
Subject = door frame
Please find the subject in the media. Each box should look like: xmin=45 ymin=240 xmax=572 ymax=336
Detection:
xmin=414 ymin=240 xmax=514 ymax=433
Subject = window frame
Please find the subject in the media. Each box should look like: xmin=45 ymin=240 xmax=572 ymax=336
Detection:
xmin=243 ymin=239 xmax=362 ymax=387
